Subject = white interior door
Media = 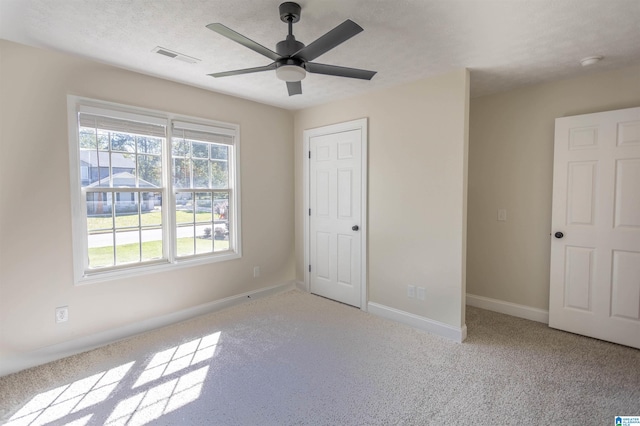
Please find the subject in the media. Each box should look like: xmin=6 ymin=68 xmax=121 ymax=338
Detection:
xmin=307 ymin=122 xmax=365 ymax=308
xmin=549 ymin=106 xmax=640 ymax=349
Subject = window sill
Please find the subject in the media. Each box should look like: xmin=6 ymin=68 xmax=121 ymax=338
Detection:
xmin=76 ymin=251 xmax=241 ymax=286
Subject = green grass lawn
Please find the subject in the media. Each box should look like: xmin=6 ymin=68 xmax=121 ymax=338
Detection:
xmin=88 ymin=210 xmax=220 ymax=231
xmin=89 ymin=238 xmax=230 ymax=268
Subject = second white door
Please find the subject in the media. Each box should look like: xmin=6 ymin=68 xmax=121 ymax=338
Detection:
xmin=549 ymin=106 xmax=640 ymax=349
xmin=309 ymin=125 xmax=363 ymax=307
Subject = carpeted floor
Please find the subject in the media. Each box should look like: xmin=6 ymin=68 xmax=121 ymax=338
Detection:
xmin=1 ymin=290 xmax=639 ymax=425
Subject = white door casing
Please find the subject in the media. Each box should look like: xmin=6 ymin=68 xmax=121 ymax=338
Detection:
xmin=303 ymin=118 xmax=368 ymax=309
xmin=549 ymin=106 xmax=640 ymax=349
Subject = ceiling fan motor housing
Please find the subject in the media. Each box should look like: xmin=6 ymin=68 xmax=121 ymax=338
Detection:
xmin=276 ymin=36 xmax=305 ymax=57
xmin=279 ymin=2 xmax=301 ymax=23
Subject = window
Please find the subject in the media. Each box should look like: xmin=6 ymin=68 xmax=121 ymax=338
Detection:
xmin=68 ymin=97 xmax=240 ymax=283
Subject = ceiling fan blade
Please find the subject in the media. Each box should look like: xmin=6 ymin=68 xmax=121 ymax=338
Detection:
xmin=293 ymin=20 xmax=363 ymax=62
xmin=306 ymin=62 xmax=376 ymax=80
xmin=287 ymin=81 xmax=302 ymax=96
xmin=208 ymin=63 xmax=277 ymax=78
xmin=206 ymin=23 xmax=280 ymax=61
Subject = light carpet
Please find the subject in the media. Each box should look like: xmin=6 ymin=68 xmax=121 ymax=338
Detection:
xmin=1 ymin=290 xmax=639 ymax=425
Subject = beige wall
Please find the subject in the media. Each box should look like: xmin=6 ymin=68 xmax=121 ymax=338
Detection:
xmin=295 ymin=69 xmax=470 ymax=328
xmin=467 ymin=64 xmax=640 ymax=311
xmin=0 ymin=41 xmax=295 ymax=365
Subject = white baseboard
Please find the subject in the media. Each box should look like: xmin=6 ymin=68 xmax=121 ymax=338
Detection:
xmin=466 ymin=293 xmax=549 ymax=324
xmin=0 ymin=281 xmax=296 ymax=377
xmin=295 ymin=280 xmax=308 ymax=292
xmin=367 ymin=302 xmax=467 ymax=343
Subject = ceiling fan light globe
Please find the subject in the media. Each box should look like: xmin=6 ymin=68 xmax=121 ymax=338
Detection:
xmin=276 ymin=65 xmax=306 ymax=82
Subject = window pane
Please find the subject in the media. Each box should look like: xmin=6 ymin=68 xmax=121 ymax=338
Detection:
xmin=141 ymin=192 xmax=162 ymax=226
xmin=172 ymin=139 xmax=189 ymax=156
xmin=79 ymin=127 xmax=97 ymax=149
xmin=195 ymin=192 xmax=212 ymax=223
xmin=211 ymin=161 xmax=228 ymax=189
xmin=86 ymin=192 xmax=113 ymax=230
xmin=173 ymin=158 xmax=191 ymax=188
xmin=193 ymin=159 xmax=209 ymax=188
xmin=176 ymin=192 xmax=194 ymax=224
xmin=213 ymin=193 xmax=229 ymax=221
xmin=97 ymin=130 xmax=109 ymax=150
xmin=210 ymin=145 xmax=228 ymax=161
xmin=116 ymin=230 xmax=140 ymax=265
xmin=213 ymin=192 xmax=229 ymax=251
xmin=115 ymin=192 xmax=139 ymax=228
xmin=177 ymin=226 xmax=195 ymax=257
xmin=196 ymin=231 xmax=213 ymax=255
xmin=90 ymin=150 xmax=111 ymax=186
xmin=141 ymin=227 xmax=162 ymax=261
xmin=137 ymin=154 xmax=162 ymax=187
xmin=111 ymin=132 xmax=136 ymax=153
xmin=192 ymin=142 xmax=209 ymax=158
xmin=138 ymin=136 xmax=162 ymax=155
xmin=88 ymin=243 xmax=114 ymax=269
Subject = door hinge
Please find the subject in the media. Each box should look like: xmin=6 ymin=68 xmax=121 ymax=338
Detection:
xmin=309 ymin=264 xmax=311 ymax=272
xmin=308 ymin=151 xmax=311 ymax=159
xmin=309 ymin=208 xmax=311 ymax=216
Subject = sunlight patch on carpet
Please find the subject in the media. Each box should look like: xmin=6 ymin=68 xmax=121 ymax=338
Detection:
xmin=5 ymin=362 xmax=134 ymax=426
xmin=5 ymin=331 xmax=221 ymax=426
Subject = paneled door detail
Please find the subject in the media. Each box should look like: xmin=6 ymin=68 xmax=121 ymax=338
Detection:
xmin=549 ymin=107 xmax=640 ymax=349
xmin=309 ymin=127 xmax=363 ymax=307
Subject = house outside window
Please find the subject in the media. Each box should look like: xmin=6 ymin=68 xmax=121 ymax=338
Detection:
xmin=68 ymin=96 xmax=241 ymax=284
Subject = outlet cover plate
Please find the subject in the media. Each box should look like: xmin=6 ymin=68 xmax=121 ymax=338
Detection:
xmin=55 ymin=306 xmax=69 ymax=323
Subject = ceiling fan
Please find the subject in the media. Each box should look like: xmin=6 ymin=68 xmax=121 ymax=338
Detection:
xmin=206 ymin=2 xmax=377 ymax=96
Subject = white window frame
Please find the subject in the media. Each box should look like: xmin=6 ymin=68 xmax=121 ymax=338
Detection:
xmin=68 ymin=96 xmax=241 ymax=285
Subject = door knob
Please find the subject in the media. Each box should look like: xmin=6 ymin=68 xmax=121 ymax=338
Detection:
xmin=554 ymin=232 xmax=564 ymax=239
xmin=352 ymin=225 xmax=359 ymax=231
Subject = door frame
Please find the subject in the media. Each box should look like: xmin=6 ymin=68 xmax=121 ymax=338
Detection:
xmin=303 ymin=118 xmax=368 ymax=311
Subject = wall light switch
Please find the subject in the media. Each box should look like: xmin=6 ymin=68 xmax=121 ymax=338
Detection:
xmin=417 ymin=287 xmax=426 ymax=301
xmin=408 ymin=285 xmax=416 ymax=299
xmin=497 ymin=209 xmax=507 ymax=221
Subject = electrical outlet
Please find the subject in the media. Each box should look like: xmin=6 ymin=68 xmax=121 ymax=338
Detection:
xmin=497 ymin=208 xmax=507 ymax=221
xmin=408 ymin=285 xmax=416 ymax=299
xmin=417 ymin=287 xmax=426 ymax=301
xmin=253 ymin=266 xmax=260 ymax=278
xmin=55 ymin=306 xmax=68 ymax=323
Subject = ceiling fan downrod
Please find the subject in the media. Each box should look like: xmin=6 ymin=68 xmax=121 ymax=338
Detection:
xmin=277 ymin=2 xmax=304 ymax=58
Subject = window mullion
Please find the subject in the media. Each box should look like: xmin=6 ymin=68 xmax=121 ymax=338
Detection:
xmin=166 ymin=122 xmax=176 ymax=263
xmin=111 ymin=190 xmax=116 ymax=267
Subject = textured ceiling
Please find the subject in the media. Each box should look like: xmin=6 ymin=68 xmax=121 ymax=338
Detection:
xmin=1 ymin=0 xmax=639 ymax=110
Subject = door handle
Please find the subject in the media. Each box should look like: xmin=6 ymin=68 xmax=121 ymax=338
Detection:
xmin=352 ymin=225 xmax=359 ymax=231
xmin=554 ymin=232 xmax=564 ymax=239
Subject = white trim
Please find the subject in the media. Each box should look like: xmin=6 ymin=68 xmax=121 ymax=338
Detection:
xmin=303 ymin=118 xmax=369 ymax=311
xmin=368 ymin=302 xmax=467 ymax=343
xmin=466 ymin=293 xmax=549 ymax=324
xmin=0 ymin=281 xmax=295 ymax=377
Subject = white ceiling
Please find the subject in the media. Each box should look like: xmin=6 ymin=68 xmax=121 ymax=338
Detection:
xmin=1 ymin=0 xmax=639 ymax=110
